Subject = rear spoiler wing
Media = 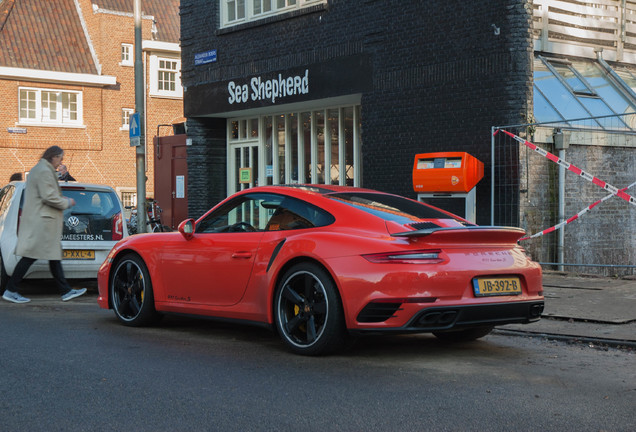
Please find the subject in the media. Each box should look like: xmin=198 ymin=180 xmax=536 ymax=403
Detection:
xmin=393 ymin=226 xmax=526 ymax=243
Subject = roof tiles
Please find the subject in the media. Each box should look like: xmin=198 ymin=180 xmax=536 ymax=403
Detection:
xmin=0 ymin=0 xmax=97 ymax=73
xmin=0 ymin=0 xmax=180 ymax=74
xmin=94 ymin=0 xmax=180 ymax=43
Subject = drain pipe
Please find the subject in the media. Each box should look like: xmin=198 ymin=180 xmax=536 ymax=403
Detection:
xmin=553 ymin=129 xmax=569 ymax=272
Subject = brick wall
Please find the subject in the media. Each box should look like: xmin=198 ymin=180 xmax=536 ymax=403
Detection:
xmin=0 ymin=0 xmax=183 ymax=202
xmin=180 ymin=0 xmax=534 ymax=222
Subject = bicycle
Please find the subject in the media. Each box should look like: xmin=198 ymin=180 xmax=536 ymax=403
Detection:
xmin=126 ymin=200 xmax=172 ymax=234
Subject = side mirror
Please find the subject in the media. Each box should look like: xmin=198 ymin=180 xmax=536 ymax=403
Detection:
xmin=178 ymin=218 xmax=196 ymax=240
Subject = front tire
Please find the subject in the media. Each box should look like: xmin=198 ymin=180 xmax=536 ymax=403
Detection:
xmin=274 ymin=262 xmax=346 ymax=355
xmin=110 ymin=254 xmax=160 ymax=326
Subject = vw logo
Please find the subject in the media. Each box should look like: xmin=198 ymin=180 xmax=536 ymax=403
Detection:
xmin=67 ymin=216 xmax=80 ymax=228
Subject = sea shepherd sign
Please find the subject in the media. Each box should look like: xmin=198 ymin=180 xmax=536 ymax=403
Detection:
xmin=185 ymin=54 xmax=372 ymax=117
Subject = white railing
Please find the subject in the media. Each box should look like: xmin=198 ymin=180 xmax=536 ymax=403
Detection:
xmin=534 ymin=0 xmax=636 ymax=62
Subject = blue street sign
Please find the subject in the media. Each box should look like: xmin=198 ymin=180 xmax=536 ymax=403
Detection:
xmin=129 ymin=112 xmax=140 ymax=147
xmin=195 ymin=49 xmax=217 ymax=66
xmin=129 ymin=113 xmax=140 ymax=138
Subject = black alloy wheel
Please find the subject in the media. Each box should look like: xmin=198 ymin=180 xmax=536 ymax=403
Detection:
xmin=110 ymin=254 xmax=159 ymax=326
xmin=274 ymin=262 xmax=345 ymax=355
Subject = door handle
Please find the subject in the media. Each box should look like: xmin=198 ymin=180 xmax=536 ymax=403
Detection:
xmin=232 ymin=252 xmax=252 ymax=259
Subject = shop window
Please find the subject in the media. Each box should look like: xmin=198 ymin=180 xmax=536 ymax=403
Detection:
xmin=227 ymin=104 xmax=361 ymax=195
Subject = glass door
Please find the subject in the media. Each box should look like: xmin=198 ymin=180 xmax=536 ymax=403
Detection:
xmin=229 ymin=141 xmax=259 ymax=195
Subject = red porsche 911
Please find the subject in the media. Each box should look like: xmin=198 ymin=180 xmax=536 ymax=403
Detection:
xmin=97 ymin=185 xmax=543 ymax=355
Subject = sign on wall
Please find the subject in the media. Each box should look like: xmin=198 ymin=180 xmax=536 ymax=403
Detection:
xmin=239 ymin=167 xmax=252 ymax=184
xmin=185 ymin=54 xmax=372 ymax=117
xmin=195 ymin=49 xmax=217 ymax=66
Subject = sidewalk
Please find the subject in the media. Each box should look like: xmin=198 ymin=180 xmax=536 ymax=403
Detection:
xmin=500 ymin=271 xmax=636 ymax=348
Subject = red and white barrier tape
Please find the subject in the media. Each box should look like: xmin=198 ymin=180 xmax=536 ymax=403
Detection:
xmin=494 ymin=128 xmax=636 ymax=240
xmin=495 ymin=129 xmax=636 ymax=207
xmin=519 ymin=182 xmax=636 ymax=240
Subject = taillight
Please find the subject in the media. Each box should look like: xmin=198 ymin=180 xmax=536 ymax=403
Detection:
xmin=112 ymin=212 xmax=123 ymax=240
xmin=362 ymin=249 xmax=443 ymax=264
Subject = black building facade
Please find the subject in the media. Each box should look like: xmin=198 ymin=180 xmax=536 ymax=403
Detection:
xmin=180 ymin=0 xmax=533 ymax=224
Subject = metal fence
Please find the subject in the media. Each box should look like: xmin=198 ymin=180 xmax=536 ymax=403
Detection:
xmin=491 ymin=114 xmax=636 ymax=276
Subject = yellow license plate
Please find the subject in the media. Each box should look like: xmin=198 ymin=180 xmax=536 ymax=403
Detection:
xmin=473 ymin=276 xmax=522 ymax=297
xmin=63 ymin=250 xmax=95 ymax=260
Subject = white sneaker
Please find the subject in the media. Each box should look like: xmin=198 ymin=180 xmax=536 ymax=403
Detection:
xmin=2 ymin=290 xmax=31 ymax=303
xmin=61 ymin=288 xmax=87 ymax=302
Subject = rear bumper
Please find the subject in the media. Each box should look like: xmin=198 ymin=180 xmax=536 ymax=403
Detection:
xmin=350 ymin=301 xmax=544 ymax=334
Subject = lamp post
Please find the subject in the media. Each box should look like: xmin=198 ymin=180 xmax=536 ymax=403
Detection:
xmin=134 ymin=0 xmax=147 ymax=232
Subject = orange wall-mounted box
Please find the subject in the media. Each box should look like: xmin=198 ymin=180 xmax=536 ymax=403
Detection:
xmin=412 ymin=152 xmax=484 ymax=193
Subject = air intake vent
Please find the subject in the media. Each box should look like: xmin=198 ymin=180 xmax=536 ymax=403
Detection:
xmin=357 ymin=302 xmax=402 ymax=323
xmin=409 ymin=222 xmax=440 ymax=230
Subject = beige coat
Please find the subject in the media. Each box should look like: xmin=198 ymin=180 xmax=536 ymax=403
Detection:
xmin=15 ymin=158 xmax=71 ymax=260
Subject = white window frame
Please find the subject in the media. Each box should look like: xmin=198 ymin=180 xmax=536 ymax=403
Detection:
xmin=221 ymin=0 xmax=326 ymax=28
xmin=121 ymin=108 xmax=135 ymax=130
xmin=149 ymin=54 xmax=183 ymax=98
xmin=120 ymin=43 xmax=133 ymax=66
xmin=18 ymin=87 xmax=83 ymax=127
xmin=226 ymin=104 xmax=362 ymax=195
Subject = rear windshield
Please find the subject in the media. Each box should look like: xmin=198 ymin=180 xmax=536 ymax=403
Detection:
xmin=62 ymin=189 xmax=121 ymax=241
xmin=326 ymin=192 xmax=462 ymax=224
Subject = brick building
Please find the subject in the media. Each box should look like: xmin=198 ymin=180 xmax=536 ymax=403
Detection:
xmin=181 ymin=0 xmax=533 ymax=220
xmin=0 ymin=0 xmax=182 ymax=205
xmin=180 ymin=0 xmax=635 ymax=275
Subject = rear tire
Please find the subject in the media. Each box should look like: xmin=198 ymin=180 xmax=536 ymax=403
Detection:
xmin=433 ymin=326 xmax=494 ymax=342
xmin=274 ymin=262 xmax=346 ymax=355
xmin=110 ymin=254 xmax=160 ymax=326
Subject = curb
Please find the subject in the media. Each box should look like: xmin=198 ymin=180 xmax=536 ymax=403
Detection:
xmin=493 ymin=328 xmax=636 ymax=350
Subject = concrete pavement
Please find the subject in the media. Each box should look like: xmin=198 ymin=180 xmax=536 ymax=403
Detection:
xmin=500 ymin=271 xmax=636 ymax=348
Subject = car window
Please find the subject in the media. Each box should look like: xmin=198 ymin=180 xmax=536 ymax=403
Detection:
xmin=0 ymin=185 xmax=14 ymax=217
xmin=62 ymin=189 xmax=122 ymax=241
xmin=327 ymin=192 xmax=462 ymax=224
xmin=196 ymin=193 xmax=334 ymax=233
xmin=265 ymin=196 xmax=334 ymax=231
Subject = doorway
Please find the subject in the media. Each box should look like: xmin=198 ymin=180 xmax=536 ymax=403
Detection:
xmin=229 ymin=141 xmax=259 ymax=194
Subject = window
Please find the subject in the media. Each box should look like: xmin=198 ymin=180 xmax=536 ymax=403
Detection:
xmin=227 ymin=104 xmax=362 ymax=195
xmin=121 ymin=44 xmax=133 ymax=66
xmin=195 ymin=193 xmax=333 ymax=233
xmin=533 ymin=56 xmax=636 ymax=129
xmin=0 ymin=185 xmax=15 ymax=218
xmin=117 ymin=188 xmax=137 ymax=220
xmin=158 ymin=59 xmax=178 ymax=92
xmin=327 ymin=192 xmax=460 ymax=224
xmin=121 ymin=108 xmax=134 ymax=130
xmin=18 ymin=87 xmax=83 ymax=126
xmin=149 ymin=55 xmax=182 ymax=98
xmin=221 ymin=0 xmax=325 ymax=28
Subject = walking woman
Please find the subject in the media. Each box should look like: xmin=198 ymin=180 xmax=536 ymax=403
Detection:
xmin=2 ymin=146 xmax=86 ymax=303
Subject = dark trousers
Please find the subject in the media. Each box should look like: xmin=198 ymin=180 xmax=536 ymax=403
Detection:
xmin=7 ymin=257 xmax=71 ymax=295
